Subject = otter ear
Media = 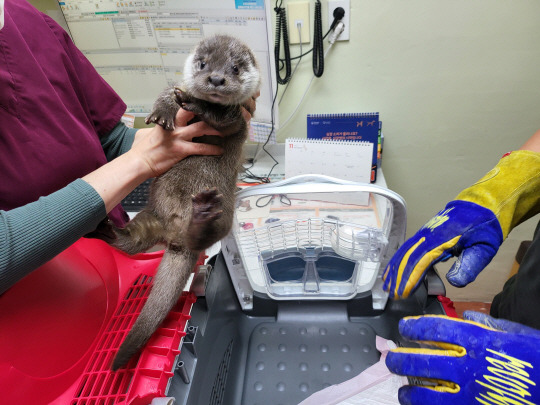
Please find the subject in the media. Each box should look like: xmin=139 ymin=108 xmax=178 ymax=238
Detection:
xmin=183 ymin=54 xmax=195 ymax=82
xmin=247 ymin=52 xmax=261 ymax=85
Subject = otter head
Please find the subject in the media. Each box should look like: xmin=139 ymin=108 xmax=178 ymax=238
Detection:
xmin=182 ymin=35 xmax=261 ymax=105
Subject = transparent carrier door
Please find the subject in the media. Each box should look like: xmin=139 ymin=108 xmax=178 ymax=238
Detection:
xmin=221 ymin=175 xmax=407 ymax=310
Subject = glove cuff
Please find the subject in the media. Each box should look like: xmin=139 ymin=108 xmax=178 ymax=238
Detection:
xmin=456 ymin=150 xmax=540 ymax=238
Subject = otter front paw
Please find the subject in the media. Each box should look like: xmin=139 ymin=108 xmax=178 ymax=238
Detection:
xmin=145 ymin=109 xmax=176 ymax=131
xmin=174 ymin=87 xmax=187 ymax=104
xmin=175 ymin=88 xmax=204 ymax=115
xmin=145 ymin=86 xmax=180 ymax=130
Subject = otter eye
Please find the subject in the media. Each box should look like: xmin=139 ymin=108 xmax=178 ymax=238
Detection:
xmin=200 ymin=61 xmax=206 ymax=70
xmin=232 ymin=65 xmax=239 ymax=75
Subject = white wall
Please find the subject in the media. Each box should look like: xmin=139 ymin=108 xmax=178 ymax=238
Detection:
xmin=276 ymin=0 xmax=540 ymax=302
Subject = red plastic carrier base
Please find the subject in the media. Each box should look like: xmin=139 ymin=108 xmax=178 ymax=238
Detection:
xmin=0 ymin=238 xmax=199 ymax=405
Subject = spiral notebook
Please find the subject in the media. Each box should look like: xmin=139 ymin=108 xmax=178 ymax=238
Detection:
xmin=307 ymin=112 xmax=380 ymax=182
xmin=285 ymin=138 xmax=373 ymax=183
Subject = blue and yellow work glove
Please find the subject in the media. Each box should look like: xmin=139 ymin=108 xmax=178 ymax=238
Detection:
xmin=383 ymin=150 xmax=540 ymax=299
xmin=385 ymin=312 xmax=540 ymax=405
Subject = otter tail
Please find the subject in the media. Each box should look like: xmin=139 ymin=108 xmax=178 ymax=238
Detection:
xmin=113 ymin=209 xmax=164 ymax=255
xmin=112 ymin=246 xmax=199 ymax=370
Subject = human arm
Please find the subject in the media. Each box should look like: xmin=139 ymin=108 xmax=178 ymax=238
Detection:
xmin=383 ymin=130 xmax=540 ymax=299
xmin=520 ymin=128 xmax=540 ymax=151
xmin=84 ymin=108 xmax=223 ymax=212
xmin=99 ymin=122 xmax=138 ymax=161
xmin=0 ymin=109 xmax=223 ymax=293
xmin=0 ymin=180 xmax=104 ymax=295
xmin=385 ymin=312 xmax=540 ymax=405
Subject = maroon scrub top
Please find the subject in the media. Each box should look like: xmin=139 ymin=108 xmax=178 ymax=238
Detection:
xmin=0 ymin=0 xmax=128 ymax=226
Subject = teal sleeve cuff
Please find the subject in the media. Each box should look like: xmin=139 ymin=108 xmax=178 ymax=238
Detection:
xmin=100 ymin=121 xmax=138 ymax=161
xmin=0 ymin=179 xmax=106 ymax=294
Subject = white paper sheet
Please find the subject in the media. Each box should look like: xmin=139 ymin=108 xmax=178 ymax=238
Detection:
xmin=298 ymin=336 xmax=406 ymax=405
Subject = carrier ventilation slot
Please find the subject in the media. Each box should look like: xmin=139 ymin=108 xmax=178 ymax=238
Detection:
xmin=209 ymin=340 xmax=234 ymax=405
xmin=71 ymin=274 xmax=153 ymax=404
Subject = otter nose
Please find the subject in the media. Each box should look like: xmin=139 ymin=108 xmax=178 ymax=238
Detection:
xmin=208 ymin=75 xmax=225 ymax=87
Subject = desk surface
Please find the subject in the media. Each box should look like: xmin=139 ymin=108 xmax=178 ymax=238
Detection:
xmin=243 ymin=143 xmax=387 ymax=188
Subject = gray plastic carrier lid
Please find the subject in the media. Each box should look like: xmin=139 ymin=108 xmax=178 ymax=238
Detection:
xmin=221 ymin=175 xmax=407 ymax=310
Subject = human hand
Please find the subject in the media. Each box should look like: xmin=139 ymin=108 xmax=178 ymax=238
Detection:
xmin=382 ymin=199 xmax=503 ymax=299
xmin=130 ymin=108 xmax=224 ymax=177
xmin=242 ymin=90 xmax=260 ymax=118
xmin=383 ymin=150 xmax=540 ymax=299
xmin=385 ymin=313 xmax=540 ymax=405
xmin=461 ymin=310 xmax=540 ymax=334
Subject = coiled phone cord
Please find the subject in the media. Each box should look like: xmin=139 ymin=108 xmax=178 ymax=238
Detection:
xmin=274 ymin=1 xmax=292 ymax=85
xmin=312 ymin=0 xmax=324 ymax=77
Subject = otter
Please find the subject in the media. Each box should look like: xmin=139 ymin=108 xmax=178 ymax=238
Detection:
xmin=110 ymin=34 xmax=261 ymax=370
